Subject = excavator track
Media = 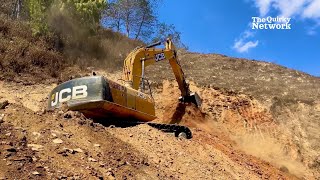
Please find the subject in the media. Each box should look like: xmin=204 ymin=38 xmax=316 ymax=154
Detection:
xmin=146 ymin=122 xmax=192 ymax=139
xmin=97 ymin=119 xmax=192 ymax=139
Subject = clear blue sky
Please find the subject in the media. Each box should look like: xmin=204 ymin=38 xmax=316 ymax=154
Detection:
xmin=158 ymin=0 xmax=320 ymax=77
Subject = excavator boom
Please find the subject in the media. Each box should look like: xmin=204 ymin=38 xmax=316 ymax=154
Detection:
xmin=122 ymin=38 xmax=201 ymax=107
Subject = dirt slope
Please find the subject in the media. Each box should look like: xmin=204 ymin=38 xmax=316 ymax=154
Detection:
xmin=1 ymin=104 xmax=157 ymax=179
xmin=146 ymin=52 xmax=320 ymax=179
xmin=1 ymin=49 xmax=319 ymax=179
xmin=0 ymin=79 xmax=307 ymax=179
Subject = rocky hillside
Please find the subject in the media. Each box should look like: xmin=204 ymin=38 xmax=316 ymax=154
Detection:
xmin=1 ymin=58 xmax=319 ymax=179
xmin=0 ymin=80 xmax=301 ymax=179
xmin=147 ymin=52 xmax=320 ymax=178
xmin=148 ymin=52 xmax=319 ymax=104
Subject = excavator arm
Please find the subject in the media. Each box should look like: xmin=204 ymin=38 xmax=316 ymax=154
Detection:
xmin=122 ymin=38 xmax=201 ymax=107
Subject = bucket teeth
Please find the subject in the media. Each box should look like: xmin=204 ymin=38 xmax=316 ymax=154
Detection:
xmin=179 ymin=92 xmax=202 ymax=107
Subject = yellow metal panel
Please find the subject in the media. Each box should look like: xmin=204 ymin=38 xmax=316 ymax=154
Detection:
xmin=123 ymin=48 xmax=175 ymax=90
xmin=108 ymin=79 xmax=155 ymax=118
xmin=110 ymin=88 xmax=126 ymax=107
xmin=69 ymin=100 xmax=156 ymax=122
xmin=126 ymin=88 xmax=136 ymax=110
xmin=136 ymin=92 xmax=155 ymax=116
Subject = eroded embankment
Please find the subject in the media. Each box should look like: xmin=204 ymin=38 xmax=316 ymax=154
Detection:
xmin=154 ymin=80 xmax=315 ymax=179
xmin=0 ymin=80 xmax=314 ymax=179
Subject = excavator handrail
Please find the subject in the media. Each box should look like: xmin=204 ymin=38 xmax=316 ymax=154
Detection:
xmin=146 ymin=41 xmax=162 ymax=48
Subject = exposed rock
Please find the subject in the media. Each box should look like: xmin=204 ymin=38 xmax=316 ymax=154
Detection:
xmin=27 ymin=144 xmax=44 ymax=151
xmin=32 ymin=171 xmax=41 ymax=176
xmin=279 ymin=166 xmax=289 ymax=173
xmin=99 ymin=163 xmax=105 ymax=167
xmin=93 ymin=144 xmax=100 ymax=147
xmin=13 ymin=158 xmax=26 ymax=161
xmin=0 ymin=100 xmax=9 ymax=109
xmin=106 ymin=169 xmax=115 ymax=180
xmin=0 ymin=114 xmax=4 ymax=123
xmin=40 ymin=108 xmax=46 ymax=115
xmin=58 ymin=148 xmax=72 ymax=156
xmin=58 ymin=110 xmax=64 ymax=115
xmin=74 ymin=111 xmax=83 ymax=118
xmin=60 ymin=102 xmax=69 ymax=112
xmin=74 ymin=148 xmax=84 ymax=153
xmin=4 ymin=152 xmax=12 ymax=158
xmin=4 ymin=145 xmax=16 ymax=152
xmin=53 ymin=138 xmax=63 ymax=144
xmin=32 ymin=156 xmax=38 ymax=162
xmin=88 ymin=158 xmax=97 ymax=162
xmin=32 ymin=132 xmax=41 ymax=139
xmin=63 ymin=111 xmax=75 ymax=119
xmin=36 ymin=164 xmax=44 ymax=168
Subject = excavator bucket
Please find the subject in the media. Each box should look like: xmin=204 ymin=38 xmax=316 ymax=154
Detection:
xmin=179 ymin=92 xmax=202 ymax=107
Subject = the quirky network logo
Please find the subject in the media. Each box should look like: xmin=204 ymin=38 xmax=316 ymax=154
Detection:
xmin=252 ymin=16 xmax=291 ymax=30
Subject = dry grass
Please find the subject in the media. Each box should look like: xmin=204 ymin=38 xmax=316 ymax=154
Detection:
xmin=0 ymin=14 xmax=142 ymax=84
xmin=0 ymin=15 xmax=64 ymax=83
xmin=63 ymin=28 xmax=143 ymax=71
xmin=99 ymin=29 xmax=143 ymax=70
xmin=47 ymin=10 xmax=143 ymax=73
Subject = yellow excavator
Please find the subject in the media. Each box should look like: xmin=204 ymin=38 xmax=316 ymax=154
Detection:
xmin=47 ymin=38 xmax=201 ymax=138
